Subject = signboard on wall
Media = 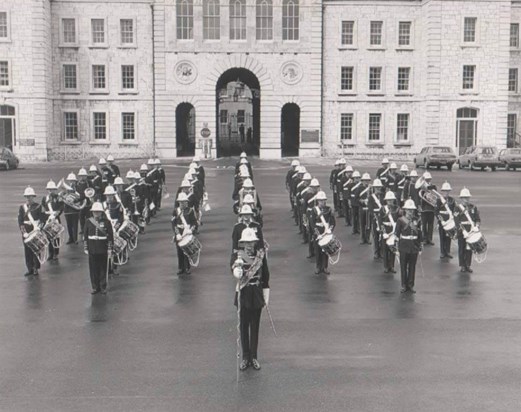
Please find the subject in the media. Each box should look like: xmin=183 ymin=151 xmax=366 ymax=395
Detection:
xmin=301 ymin=129 xmax=320 ymax=143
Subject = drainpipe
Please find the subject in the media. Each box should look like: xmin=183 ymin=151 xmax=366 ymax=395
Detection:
xmin=151 ymin=4 xmax=157 ymax=157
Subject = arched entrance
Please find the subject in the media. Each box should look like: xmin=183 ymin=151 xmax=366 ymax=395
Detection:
xmin=216 ymin=68 xmax=260 ymax=157
xmin=456 ymin=107 xmax=478 ymax=155
xmin=176 ymin=103 xmax=196 ymax=157
xmin=0 ymin=105 xmax=16 ymax=151
xmin=281 ymin=103 xmax=300 ymax=157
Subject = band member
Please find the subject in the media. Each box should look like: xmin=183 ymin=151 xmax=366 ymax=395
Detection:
xmin=88 ymin=165 xmax=103 ymax=201
xmin=231 ymin=227 xmax=270 ymax=371
xmin=291 ymin=166 xmax=306 ymax=224
xmin=436 ymin=182 xmax=456 ymax=259
xmin=175 ymin=179 xmax=198 ymax=211
xmin=376 ymin=158 xmax=390 ymax=187
xmin=286 ymin=159 xmax=300 ymax=211
xmin=235 ymin=152 xmax=253 ymax=179
xmin=106 ymin=155 xmax=121 ymax=180
xmin=139 ymin=164 xmax=152 ymax=224
xmin=83 ymin=202 xmax=114 ymax=294
xmin=396 ymin=165 xmax=409 ymax=203
xmin=242 ymin=194 xmax=263 ymax=227
xmin=114 ymin=177 xmax=133 ymax=213
xmin=172 ymin=192 xmax=198 ymax=275
xmin=334 ymin=158 xmax=347 ymax=216
xmin=192 ymin=156 xmax=204 ymax=188
xmin=232 ymin=205 xmax=265 ymax=254
xmin=347 ymin=170 xmax=361 ymax=232
xmin=295 ymin=173 xmax=312 ymax=236
xmin=454 ymin=188 xmax=481 ymax=273
xmin=77 ymin=168 xmax=91 ymax=233
xmin=402 ymin=169 xmax=421 ymax=209
xmin=329 ymin=159 xmax=344 ymax=216
xmin=356 ymin=173 xmax=372 ymax=245
xmin=146 ymin=158 xmax=159 ymax=217
xmin=63 ymin=173 xmax=83 ymax=244
xmin=420 ymin=172 xmax=437 ymax=246
xmin=18 ymin=187 xmax=44 ymax=276
xmin=300 ymin=178 xmax=320 ymax=246
xmin=99 ymin=158 xmax=111 ymax=194
xmin=368 ymin=179 xmax=384 ymax=259
xmin=155 ymin=158 xmax=166 ymax=210
xmin=126 ymin=171 xmax=145 ymax=233
xmin=305 ymin=179 xmax=321 ymax=259
xmin=41 ymin=180 xmax=64 ymax=261
xmin=395 ymin=199 xmax=423 ymax=293
xmin=338 ymin=165 xmax=353 ymax=224
xmin=380 ymin=191 xmax=400 ymax=273
xmin=235 ymin=178 xmax=262 ymax=215
xmin=386 ymin=163 xmax=399 ymax=193
xmin=233 ymin=166 xmax=251 ymax=201
xmin=311 ymin=191 xmax=336 ymax=275
xmin=103 ymin=186 xmax=125 ymax=276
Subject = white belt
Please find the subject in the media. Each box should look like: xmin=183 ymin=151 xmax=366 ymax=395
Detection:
xmin=401 ymin=235 xmax=417 ymax=240
xmin=383 ymin=222 xmax=393 ymax=226
xmin=88 ymin=236 xmax=107 ymax=240
xmin=439 ymin=211 xmax=450 ymax=215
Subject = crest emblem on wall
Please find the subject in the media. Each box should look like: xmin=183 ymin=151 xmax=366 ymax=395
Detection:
xmin=280 ymin=62 xmax=303 ymax=85
xmin=175 ymin=61 xmax=198 ymax=85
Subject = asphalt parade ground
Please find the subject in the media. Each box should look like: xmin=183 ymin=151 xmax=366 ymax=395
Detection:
xmin=0 ymin=158 xmax=521 ymax=412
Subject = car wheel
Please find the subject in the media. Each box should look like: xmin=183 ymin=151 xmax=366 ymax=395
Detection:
xmin=481 ymin=167 xmax=485 ymax=171
xmin=436 ymin=165 xmax=441 ymax=170
xmin=447 ymin=164 xmax=453 ymax=171
xmin=491 ymin=166 xmax=496 ymax=172
xmin=470 ymin=162 xmax=475 ymax=171
xmin=5 ymin=162 xmax=9 ymax=171
xmin=424 ymin=161 xmax=429 ymax=169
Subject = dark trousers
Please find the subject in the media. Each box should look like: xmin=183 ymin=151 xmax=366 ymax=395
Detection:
xmin=315 ymin=241 xmax=329 ymax=271
xmin=343 ymin=199 xmax=351 ymax=226
xmin=333 ymin=192 xmax=339 ymax=212
xmin=289 ymin=192 xmax=294 ymax=210
xmin=400 ymin=252 xmax=418 ymax=289
xmin=23 ymin=242 xmax=41 ymax=274
xmin=383 ymin=242 xmax=396 ymax=271
xmin=79 ymin=209 xmax=89 ymax=233
xmin=371 ymin=221 xmax=382 ymax=257
xmin=439 ymin=225 xmax=452 ymax=256
xmin=48 ymin=241 xmax=59 ymax=259
xmin=337 ymin=194 xmax=344 ymax=217
xmin=308 ymin=234 xmax=315 ymax=257
xmin=65 ymin=213 xmax=79 ymax=242
xmin=359 ymin=208 xmax=371 ymax=243
xmin=458 ymin=234 xmax=473 ymax=268
xmin=240 ymin=307 xmax=262 ymax=361
xmin=422 ymin=211 xmax=435 ymax=243
xmin=176 ymin=245 xmax=191 ymax=272
xmin=352 ymin=206 xmax=360 ymax=233
xmin=88 ymin=253 xmax=108 ymax=291
xmin=156 ymin=186 xmax=163 ymax=210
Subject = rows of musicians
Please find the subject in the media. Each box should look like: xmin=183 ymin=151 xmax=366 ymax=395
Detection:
xmin=287 ymin=157 xmax=484 ymax=293
xmin=18 ymin=156 xmax=167 ymax=294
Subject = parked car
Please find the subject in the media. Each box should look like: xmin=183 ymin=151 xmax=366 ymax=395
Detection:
xmin=499 ymin=148 xmax=521 ymax=170
xmin=413 ymin=146 xmax=458 ymax=170
xmin=0 ymin=147 xmax=19 ymax=170
xmin=458 ymin=146 xmax=501 ymax=171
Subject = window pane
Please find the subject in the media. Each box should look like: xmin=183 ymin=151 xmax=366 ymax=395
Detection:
xmin=122 ymin=65 xmax=135 ymax=90
xmin=282 ymin=0 xmax=299 ymax=41
xmin=340 ymin=113 xmax=353 ymax=140
xmin=93 ymin=112 xmax=107 ymax=140
xmin=92 ymin=65 xmax=106 ymax=89
xmin=0 ymin=12 xmax=7 ymax=38
xmin=62 ymin=18 xmax=76 ymax=43
xmin=120 ymin=19 xmax=134 ymax=44
xmin=369 ymin=67 xmax=382 ymax=91
xmin=398 ymin=22 xmax=411 ymax=46
xmin=341 ymin=66 xmax=353 ymax=91
xmin=230 ymin=0 xmax=246 ymax=40
xmin=63 ymin=64 xmax=77 ymax=89
xmin=64 ymin=112 xmax=78 ymax=140
xmin=177 ymin=0 xmax=194 ymax=40
xmin=462 ymin=65 xmax=475 ymax=90
xmin=341 ymin=21 xmax=354 ymax=46
xmin=368 ymin=114 xmax=381 ymax=141
xmin=511 ymin=24 xmax=519 ymax=48
xmin=220 ymin=110 xmax=228 ymax=123
xmin=203 ymin=0 xmax=220 ymax=40
xmin=370 ymin=21 xmax=383 ymax=46
xmin=397 ymin=67 xmax=410 ymax=91
xmin=0 ymin=61 xmax=9 ymax=87
xmin=397 ymin=114 xmax=409 ymax=141
xmin=464 ymin=17 xmax=476 ymax=42
xmin=122 ymin=113 xmax=135 ymax=140
xmin=91 ymin=19 xmax=105 ymax=44
xmin=509 ymin=68 xmax=518 ymax=93
xmin=256 ymin=0 xmax=273 ymax=40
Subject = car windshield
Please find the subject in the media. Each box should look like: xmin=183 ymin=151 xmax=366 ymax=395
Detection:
xmin=479 ymin=147 xmax=496 ymax=154
xmin=433 ymin=147 xmax=451 ymax=153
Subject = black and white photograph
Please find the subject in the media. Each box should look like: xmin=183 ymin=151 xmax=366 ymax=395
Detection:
xmin=1 ymin=0 xmax=521 ymax=410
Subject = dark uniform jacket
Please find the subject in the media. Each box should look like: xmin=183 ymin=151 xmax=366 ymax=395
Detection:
xmin=310 ymin=205 xmax=336 ymax=237
xmin=380 ymin=204 xmax=401 ymax=237
xmin=435 ymin=196 xmax=456 ymax=223
xmin=117 ymin=190 xmax=133 ymax=212
xmin=231 ymin=247 xmax=270 ymax=310
xmin=103 ymin=200 xmax=125 ymax=230
xmin=175 ymin=188 xmax=199 ymax=212
xmin=41 ymin=194 xmax=64 ymax=224
xmin=420 ymin=183 xmax=438 ymax=213
xmin=88 ymin=175 xmax=103 ymax=199
xmin=231 ymin=221 xmax=264 ymax=254
xmin=454 ymin=203 xmax=481 ymax=234
xmin=395 ymin=174 xmax=407 ymax=202
xmin=63 ymin=190 xmax=83 ymax=215
xmin=286 ymin=168 xmax=297 ymax=191
xmin=329 ymin=169 xmax=339 ymax=193
xmin=368 ymin=192 xmax=385 ymax=228
xmin=83 ymin=216 xmax=114 ymax=254
xmin=376 ymin=166 xmax=390 ymax=186
xmin=386 ymin=173 xmax=398 ymax=193
xmin=349 ymin=181 xmax=362 ymax=206
xmin=395 ymin=216 xmax=423 ymax=253
xmin=171 ymin=207 xmax=198 ymax=239
xmin=402 ymin=180 xmax=421 ymax=208
xmin=354 ymin=184 xmax=371 ymax=210
xmin=18 ymin=203 xmax=44 ymax=235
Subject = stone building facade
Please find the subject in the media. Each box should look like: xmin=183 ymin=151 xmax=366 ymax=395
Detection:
xmin=0 ymin=0 xmax=517 ymax=161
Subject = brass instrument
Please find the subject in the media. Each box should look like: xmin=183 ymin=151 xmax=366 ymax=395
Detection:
xmin=415 ymin=176 xmax=438 ymax=208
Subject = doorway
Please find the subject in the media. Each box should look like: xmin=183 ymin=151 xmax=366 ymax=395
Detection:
xmin=456 ymin=108 xmax=478 ymax=155
xmin=281 ymin=103 xmax=300 ymax=157
xmin=0 ymin=105 xmax=16 ymax=151
xmin=176 ymin=103 xmax=195 ymax=157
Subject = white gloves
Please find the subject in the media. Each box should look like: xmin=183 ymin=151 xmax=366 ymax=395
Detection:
xmin=263 ymin=288 xmax=270 ymax=306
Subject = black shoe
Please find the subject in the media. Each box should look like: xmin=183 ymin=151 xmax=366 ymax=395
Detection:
xmin=301 ymin=240 xmax=308 ymax=244
xmin=185 ymin=269 xmax=191 ymax=275
xmin=100 ymin=289 xmax=107 ymax=295
xmin=447 ymin=254 xmax=453 ymax=259
xmin=33 ymin=270 xmax=39 ymax=276
xmin=466 ymin=267 xmax=473 ymax=273
xmin=315 ymin=269 xmax=322 ymax=275
xmin=24 ymin=272 xmax=32 ymax=277
xmin=91 ymin=289 xmax=100 ymax=295
xmin=66 ymin=240 xmax=73 ymax=245
xmin=52 ymin=256 xmax=59 ymax=261
xmin=177 ymin=269 xmax=185 ymax=275
xmin=251 ymin=359 xmax=261 ymax=370
xmin=384 ymin=268 xmax=389 ymax=273
xmin=306 ymin=255 xmax=314 ymax=259
xmin=239 ymin=360 xmax=249 ymax=371
xmin=409 ymin=288 xmax=416 ymax=294
xmin=323 ymin=269 xmax=330 ymax=275
xmin=400 ymin=287 xmax=407 ymax=293
xmin=440 ymin=255 xmax=447 ymax=259
xmin=460 ymin=267 xmax=467 ymax=273
xmin=390 ymin=269 xmax=397 ymax=274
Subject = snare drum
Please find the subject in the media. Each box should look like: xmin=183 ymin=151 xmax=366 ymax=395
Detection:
xmin=43 ymin=220 xmax=65 ymax=244
xmin=118 ymin=220 xmax=139 ymax=242
xmin=178 ymin=234 xmax=202 ymax=267
xmin=466 ymin=230 xmax=488 ymax=263
xmin=113 ymin=235 xmax=128 ymax=256
xmin=441 ymin=218 xmax=458 ymax=240
xmin=24 ymin=230 xmax=49 ymax=264
xmin=318 ymin=233 xmax=342 ymax=264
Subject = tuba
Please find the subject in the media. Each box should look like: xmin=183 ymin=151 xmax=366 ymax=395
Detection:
xmin=84 ymin=188 xmax=96 ymax=203
xmin=415 ymin=176 xmax=438 ymax=207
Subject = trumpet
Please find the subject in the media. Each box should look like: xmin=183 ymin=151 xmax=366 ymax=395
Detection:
xmin=129 ymin=188 xmax=140 ymax=216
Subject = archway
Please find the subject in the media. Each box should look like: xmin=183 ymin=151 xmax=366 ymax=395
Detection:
xmin=281 ymin=103 xmax=300 ymax=157
xmin=456 ymin=107 xmax=478 ymax=155
xmin=216 ymin=68 xmax=260 ymax=157
xmin=0 ymin=105 xmax=16 ymax=151
xmin=176 ymin=103 xmax=196 ymax=157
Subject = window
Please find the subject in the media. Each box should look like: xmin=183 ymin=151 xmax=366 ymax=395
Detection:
xmin=340 ymin=113 xmax=353 ymax=141
xmin=120 ymin=19 xmax=135 ymax=45
xmin=368 ymin=114 xmax=381 ymax=141
xmin=230 ymin=0 xmax=246 ymax=40
xmin=463 ymin=17 xmax=477 ymax=43
xmin=91 ymin=19 xmax=105 ymax=45
xmin=92 ymin=65 xmax=107 ymax=90
xmin=93 ymin=112 xmax=107 ymax=140
xmin=121 ymin=65 xmax=135 ymax=90
xmin=0 ymin=12 xmax=8 ymax=39
xmin=122 ymin=113 xmax=135 ymax=140
xmin=511 ymin=24 xmax=519 ymax=48
xmin=62 ymin=18 xmax=77 ymax=44
xmin=396 ymin=113 xmax=409 ymax=142
xmin=397 ymin=67 xmax=411 ymax=92
xmin=462 ymin=65 xmax=476 ymax=90
xmin=63 ymin=64 xmax=77 ymax=90
xmin=341 ymin=21 xmax=355 ymax=46
xmin=203 ymin=0 xmax=220 ymax=40
xmin=237 ymin=110 xmax=245 ymax=124
xmin=398 ymin=22 xmax=411 ymax=46
xmin=220 ymin=110 xmax=228 ymax=123
xmin=509 ymin=68 xmax=518 ymax=93
xmin=63 ymin=112 xmax=79 ymax=140
xmin=177 ymin=0 xmax=194 ymax=40
xmin=369 ymin=67 xmax=382 ymax=91
xmin=508 ymin=114 xmax=517 ymax=148
xmin=282 ymin=0 xmax=299 ymax=41
xmin=256 ymin=0 xmax=273 ymax=40
xmin=0 ymin=61 xmax=9 ymax=87
xmin=370 ymin=21 xmax=383 ymax=46
xmin=340 ymin=66 xmax=354 ymax=91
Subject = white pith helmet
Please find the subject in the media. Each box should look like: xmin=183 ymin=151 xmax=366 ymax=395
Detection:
xmin=400 ymin=164 xmax=409 ymax=172
xmin=242 ymin=179 xmax=254 ymax=188
xmin=114 ymin=177 xmax=124 ymax=185
xmin=316 ymin=191 xmax=327 ymax=200
xmin=403 ymin=199 xmax=417 ymax=210
xmin=78 ymin=168 xmax=88 ymax=177
xmin=126 ymin=170 xmax=135 ymax=179
xmin=441 ymin=182 xmax=452 ymax=191
xmin=89 ymin=165 xmax=98 ymax=172
xmin=239 ymin=205 xmax=254 ymax=215
xmin=361 ymin=173 xmax=371 ymax=181
xmin=352 ymin=171 xmax=361 ymax=178
xmin=310 ymin=178 xmax=320 ymax=187
xmin=107 ymin=155 xmax=114 ymax=162
xmin=46 ymin=180 xmax=57 ymax=190
xmin=177 ymin=192 xmax=189 ymax=202
xmin=372 ymin=179 xmax=383 ymax=188
xmin=460 ymin=187 xmax=472 ymax=198
xmin=239 ymin=227 xmax=258 ymax=242
xmin=23 ymin=186 xmax=36 ymax=197
xmin=66 ymin=173 xmax=77 ymax=181
xmin=409 ymin=170 xmax=418 ymax=177
xmin=303 ymin=173 xmax=312 ymax=181
xmin=390 ymin=163 xmax=397 ymax=170
xmin=384 ymin=191 xmax=396 ymax=201
xmin=345 ymin=165 xmax=354 ymax=172
xmin=99 ymin=158 xmax=107 ymax=165
xmin=382 ymin=158 xmax=389 ymax=164
xmin=140 ymin=164 xmax=148 ymax=171
xmin=104 ymin=186 xmax=116 ymax=195
xmin=91 ymin=202 xmax=104 ymax=212
xmin=291 ymin=159 xmax=300 ymax=167
xmin=423 ymin=171 xmax=432 ymax=180
xmin=243 ymin=194 xmax=254 ymax=203
xmin=180 ymin=180 xmax=191 ymax=188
